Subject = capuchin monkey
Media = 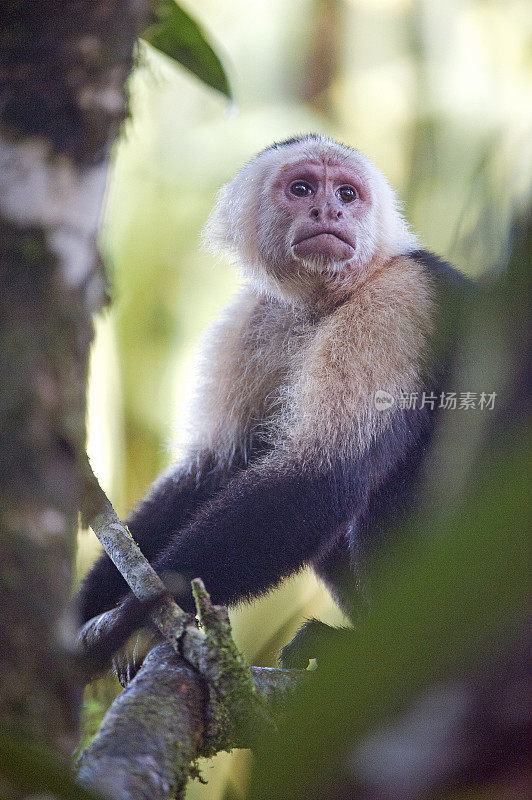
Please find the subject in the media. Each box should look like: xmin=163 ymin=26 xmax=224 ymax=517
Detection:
xmin=78 ymin=134 xmax=471 ymax=672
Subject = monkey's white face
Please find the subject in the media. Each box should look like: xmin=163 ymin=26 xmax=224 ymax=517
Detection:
xmin=204 ymin=136 xmax=418 ymax=301
xmin=272 ymin=159 xmax=366 ymax=269
xmin=258 ymin=152 xmax=385 ymax=282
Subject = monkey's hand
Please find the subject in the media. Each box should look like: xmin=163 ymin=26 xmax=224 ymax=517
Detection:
xmin=279 ymin=619 xmax=353 ymax=669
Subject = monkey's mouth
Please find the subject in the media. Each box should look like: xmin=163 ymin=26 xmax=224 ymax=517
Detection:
xmin=291 ymin=230 xmax=355 ymax=263
xmin=292 ymin=230 xmax=352 ymax=248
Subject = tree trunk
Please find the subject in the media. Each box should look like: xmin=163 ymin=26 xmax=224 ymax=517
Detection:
xmin=0 ymin=0 xmax=148 ymax=759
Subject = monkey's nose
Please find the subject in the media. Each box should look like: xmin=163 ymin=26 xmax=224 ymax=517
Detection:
xmin=310 ymin=204 xmax=344 ymax=221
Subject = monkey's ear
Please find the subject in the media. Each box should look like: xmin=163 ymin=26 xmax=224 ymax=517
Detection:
xmin=200 ymin=154 xmax=272 ymax=267
xmin=201 ymin=183 xmax=234 ymax=254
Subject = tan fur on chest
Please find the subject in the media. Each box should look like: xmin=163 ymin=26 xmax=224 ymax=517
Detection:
xmin=191 ymin=256 xmax=434 ymax=465
xmin=191 ymin=291 xmax=314 ymax=461
xmin=289 ymin=256 xmax=434 ymax=460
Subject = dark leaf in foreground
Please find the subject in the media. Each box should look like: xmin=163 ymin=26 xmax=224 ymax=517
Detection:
xmin=143 ymin=0 xmax=231 ymax=97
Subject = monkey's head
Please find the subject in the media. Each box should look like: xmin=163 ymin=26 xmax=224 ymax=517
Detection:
xmin=204 ymin=134 xmax=418 ymax=303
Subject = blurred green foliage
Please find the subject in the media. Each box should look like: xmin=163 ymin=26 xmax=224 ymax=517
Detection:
xmin=0 ymin=731 xmax=101 ymax=800
xmin=79 ymin=1 xmax=531 ymax=797
xmin=250 ymin=440 xmax=528 ymax=796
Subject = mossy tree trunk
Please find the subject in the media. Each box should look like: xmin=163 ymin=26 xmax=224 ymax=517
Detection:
xmin=0 ymin=0 xmax=148 ymax=760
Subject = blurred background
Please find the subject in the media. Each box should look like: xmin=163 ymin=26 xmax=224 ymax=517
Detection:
xmin=77 ymin=0 xmax=531 ymax=796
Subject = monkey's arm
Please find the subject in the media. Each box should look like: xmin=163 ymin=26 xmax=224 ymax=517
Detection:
xmin=81 ymin=403 xmax=425 ymax=668
xmin=81 ymin=448 xmax=373 ymax=664
xmin=77 ymin=291 xmax=262 ymax=624
xmin=77 ymin=452 xmax=233 ymax=624
xmin=154 ymin=455 xmax=373 ymax=604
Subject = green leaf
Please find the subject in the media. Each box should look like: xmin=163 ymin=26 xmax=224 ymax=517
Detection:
xmin=0 ymin=729 xmax=102 ymax=799
xmin=142 ymin=0 xmax=231 ymax=98
xmin=249 ymin=433 xmax=529 ymax=799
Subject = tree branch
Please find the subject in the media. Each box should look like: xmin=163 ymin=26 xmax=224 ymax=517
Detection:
xmin=80 ymin=454 xmax=189 ymax=651
xmin=77 ymin=457 xmax=307 ymax=798
xmin=77 ymin=643 xmax=305 ymax=800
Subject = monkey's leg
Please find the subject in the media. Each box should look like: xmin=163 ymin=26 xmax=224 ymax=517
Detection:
xmin=279 ymin=619 xmax=353 ymax=669
xmin=312 ymin=530 xmax=366 ymax=619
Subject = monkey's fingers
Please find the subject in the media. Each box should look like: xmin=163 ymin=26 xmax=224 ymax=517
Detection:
xmin=279 ymin=618 xmax=353 ymax=669
xmin=81 ymin=593 xmax=151 ymax=674
xmin=278 ymin=620 xmax=320 ymax=669
xmin=112 ymin=627 xmax=162 ymax=687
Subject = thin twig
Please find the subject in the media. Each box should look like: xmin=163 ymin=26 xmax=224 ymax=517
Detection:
xmin=79 ymin=453 xmax=188 ymax=648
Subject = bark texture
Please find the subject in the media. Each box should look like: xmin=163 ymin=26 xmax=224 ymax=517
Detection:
xmin=78 ymin=645 xmax=207 ymax=800
xmin=77 ymin=643 xmax=305 ymax=800
xmin=76 ymin=477 xmax=306 ymax=799
xmin=0 ymin=0 xmax=148 ymax=757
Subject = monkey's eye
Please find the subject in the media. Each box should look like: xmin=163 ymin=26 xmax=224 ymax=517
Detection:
xmin=289 ymin=181 xmax=313 ymax=198
xmin=337 ymin=185 xmax=358 ymax=203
